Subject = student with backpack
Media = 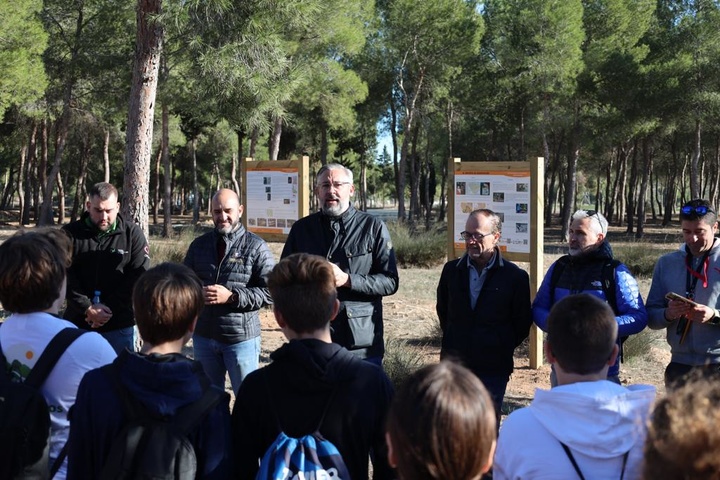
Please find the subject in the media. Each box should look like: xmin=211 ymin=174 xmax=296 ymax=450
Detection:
xmin=0 ymin=229 xmax=116 ymax=479
xmin=532 ymin=209 xmax=647 ymax=384
xmin=67 ymin=263 xmax=232 ymax=479
xmin=232 ymin=253 xmax=395 ymax=479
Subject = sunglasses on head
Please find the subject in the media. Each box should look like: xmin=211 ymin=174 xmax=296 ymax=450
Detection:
xmin=681 ymin=205 xmax=713 ymax=216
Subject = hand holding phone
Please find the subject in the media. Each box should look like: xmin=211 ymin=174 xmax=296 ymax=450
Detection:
xmin=665 ymin=292 xmax=699 ymax=307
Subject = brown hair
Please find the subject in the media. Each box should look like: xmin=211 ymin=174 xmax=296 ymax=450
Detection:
xmin=132 ymin=263 xmax=203 ymax=346
xmin=386 ymin=361 xmax=496 ymax=479
xmin=89 ymin=182 xmax=118 ymax=201
xmin=643 ymin=370 xmax=720 ymax=479
xmin=0 ymin=230 xmax=69 ymax=313
xmin=546 ymin=293 xmax=618 ymax=374
xmin=266 ymin=253 xmax=337 ymax=334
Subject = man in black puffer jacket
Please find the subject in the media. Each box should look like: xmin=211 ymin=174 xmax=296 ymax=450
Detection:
xmin=184 ymin=188 xmax=274 ymax=395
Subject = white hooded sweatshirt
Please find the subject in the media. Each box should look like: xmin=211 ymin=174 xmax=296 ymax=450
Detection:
xmin=494 ymin=380 xmax=656 ymax=480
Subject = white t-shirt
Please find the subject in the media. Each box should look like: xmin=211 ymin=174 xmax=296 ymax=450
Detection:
xmin=0 ymin=312 xmax=116 ymax=480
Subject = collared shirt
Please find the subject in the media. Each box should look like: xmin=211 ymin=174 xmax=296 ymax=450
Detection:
xmin=467 ymin=251 xmax=497 ymax=309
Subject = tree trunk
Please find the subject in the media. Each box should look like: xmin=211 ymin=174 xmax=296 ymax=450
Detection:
xmin=22 ymin=122 xmax=38 ymax=225
xmin=56 ymin=171 xmax=65 ymax=225
xmin=636 ymin=136 xmax=653 ymax=239
xmin=162 ymin=103 xmax=172 ymax=238
xmin=191 ymin=138 xmax=199 ymax=223
xmin=1 ymin=167 xmax=14 ymax=210
xmin=153 ymin=144 xmax=162 ymax=224
xmin=249 ymin=126 xmax=259 ymax=158
xmin=690 ymin=118 xmax=702 ymax=199
xmin=17 ymin=144 xmax=26 ymax=224
xmin=231 ymin=153 xmax=240 ymax=195
xmin=123 ymin=0 xmax=163 ymax=239
xmin=103 ymin=128 xmax=110 ymax=183
xmin=398 ymin=67 xmax=425 ymax=221
xmin=269 ymin=116 xmax=282 ymax=161
xmin=70 ymin=136 xmax=90 ymax=222
xmin=389 ymin=92 xmax=400 ymax=213
xmin=320 ymin=122 xmax=328 ymax=165
xmin=35 ymin=118 xmax=47 ymax=222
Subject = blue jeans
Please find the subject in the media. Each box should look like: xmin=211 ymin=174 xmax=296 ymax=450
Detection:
xmin=101 ymin=326 xmax=135 ymax=355
xmin=192 ymin=335 xmax=260 ymax=395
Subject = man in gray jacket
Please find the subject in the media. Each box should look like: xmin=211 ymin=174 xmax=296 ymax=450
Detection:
xmin=647 ymin=198 xmax=720 ymax=388
xmin=281 ymin=164 xmax=398 ymax=364
xmin=184 ymin=188 xmax=274 ymax=394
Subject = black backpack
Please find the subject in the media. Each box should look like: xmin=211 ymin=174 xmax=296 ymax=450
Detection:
xmin=548 ymin=257 xmax=629 ymax=360
xmin=0 ymin=327 xmax=87 ymax=479
xmin=98 ymin=360 xmax=225 ymax=480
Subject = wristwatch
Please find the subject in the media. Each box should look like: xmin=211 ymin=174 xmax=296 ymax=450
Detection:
xmin=228 ymin=291 xmax=239 ymax=305
xmin=710 ymin=309 xmax=720 ymax=325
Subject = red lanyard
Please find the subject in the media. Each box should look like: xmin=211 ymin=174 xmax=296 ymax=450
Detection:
xmin=685 ymin=253 xmax=710 ymax=292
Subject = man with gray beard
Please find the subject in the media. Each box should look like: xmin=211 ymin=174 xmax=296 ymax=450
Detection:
xmin=281 ymin=164 xmax=399 ymax=364
xmin=184 ymin=188 xmax=274 ymax=394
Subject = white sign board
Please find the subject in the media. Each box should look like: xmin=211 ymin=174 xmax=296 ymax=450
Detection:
xmin=453 ymin=170 xmax=531 ymax=254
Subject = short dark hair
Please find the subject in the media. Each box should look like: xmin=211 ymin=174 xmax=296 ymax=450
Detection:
xmin=546 ymin=294 xmax=618 ymax=375
xmin=386 ymin=361 xmax=496 ymax=479
xmin=132 ymin=263 xmax=204 ymax=346
xmin=679 ymin=198 xmax=717 ymax=225
xmin=0 ymin=230 xmax=70 ymax=313
xmin=643 ymin=370 xmax=720 ymax=479
xmin=266 ymin=253 xmax=337 ymax=334
xmin=89 ymin=182 xmax=118 ymax=201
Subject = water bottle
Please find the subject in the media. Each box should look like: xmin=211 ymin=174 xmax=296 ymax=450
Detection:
xmin=92 ymin=290 xmax=101 ymax=305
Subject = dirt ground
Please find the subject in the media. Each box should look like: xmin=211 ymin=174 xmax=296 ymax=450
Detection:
xmin=258 ymin=232 xmax=672 ymax=419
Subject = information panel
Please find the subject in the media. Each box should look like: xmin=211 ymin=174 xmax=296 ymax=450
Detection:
xmin=453 ymin=169 xmax=531 ymax=254
xmin=245 ymin=167 xmax=300 ymax=235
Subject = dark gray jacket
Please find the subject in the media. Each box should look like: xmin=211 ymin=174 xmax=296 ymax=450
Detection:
xmin=281 ymin=206 xmax=399 ymax=359
xmin=184 ymin=224 xmax=274 ymax=344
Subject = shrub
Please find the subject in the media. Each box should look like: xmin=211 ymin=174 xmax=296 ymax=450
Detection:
xmin=383 ymin=337 xmax=427 ymax=389
xmin=613 ymin=244 xmax=675 ymax=278
xmin=622 ymin=328 xmax=662 ymax=361
xmin=149 ymin=227 xmax=199 ymax=265
xmin=386 ymin=221 xmax=446 ymax=268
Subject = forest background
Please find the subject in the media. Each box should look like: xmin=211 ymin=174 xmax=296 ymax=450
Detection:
xmin=2 ymin=0 xmax=720 ymax=237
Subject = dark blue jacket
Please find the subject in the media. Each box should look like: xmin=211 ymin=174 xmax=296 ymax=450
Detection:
xmin=436 ymin=250 xmax=532 ymax=376
xmin=67 ymin=350 xmax=232 ymax=479
xmin=532 ymin=241 xmax=647 ymax=376
xmin=281 ymin=206 xmax=399 ymax=359
xmin=184 ymin=224 xmax=274 ymax=343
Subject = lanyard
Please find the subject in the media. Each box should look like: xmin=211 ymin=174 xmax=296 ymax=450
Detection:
xmin=685 ymin=250 xmax=711 ymax=298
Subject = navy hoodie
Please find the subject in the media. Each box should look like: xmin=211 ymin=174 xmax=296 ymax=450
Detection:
xmin=67 ymin=350 xmax=232 ymax=479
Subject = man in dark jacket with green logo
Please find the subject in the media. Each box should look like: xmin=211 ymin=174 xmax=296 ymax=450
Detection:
xmin=63 ymin=182 xmax=150 ymax=354
xmin=281 ymin=164 xmax=398 ymax=364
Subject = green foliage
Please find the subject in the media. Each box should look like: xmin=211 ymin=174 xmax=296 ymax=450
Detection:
xmin=0 ymin=0 xmax=48 ymax=116
xmin=612 ymin=244 xmax=674 ymax=278
xmin=383 ymin=337 xmax=427 ymax=389
xmin=386 ymin=221 xmax=446 ymax=268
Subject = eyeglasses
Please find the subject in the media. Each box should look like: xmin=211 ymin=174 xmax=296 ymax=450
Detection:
xmin=318 ymin=181 xmax=352 ymax=190
xmin=681 ymin=205 xmax=714 ymax=216
xmin=460 ymin=231 xmax=492 ymax=242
